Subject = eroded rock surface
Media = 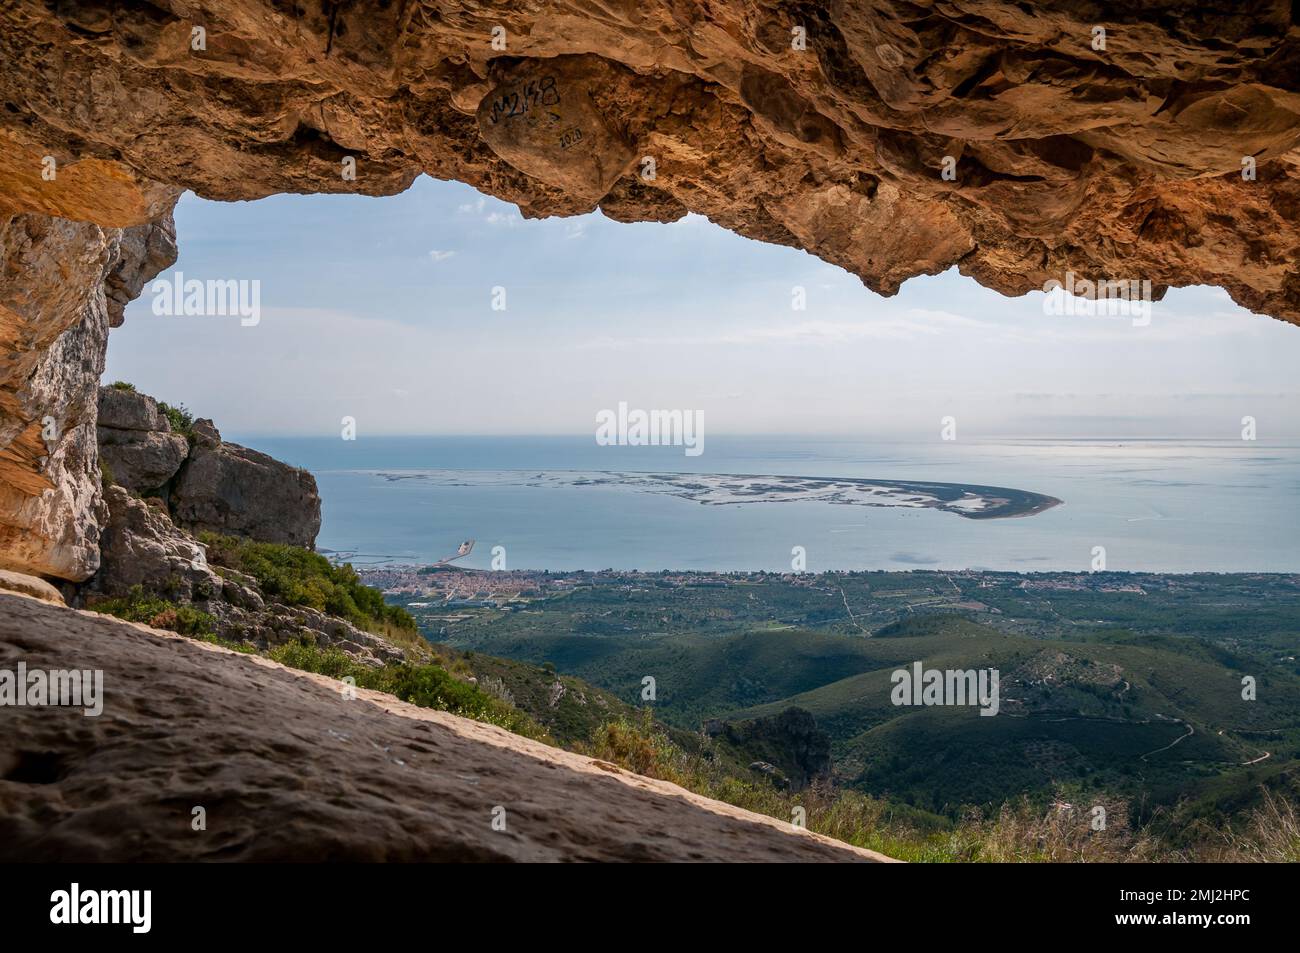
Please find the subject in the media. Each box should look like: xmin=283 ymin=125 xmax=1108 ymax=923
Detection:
xmin=99 ymin=428 xmax=190 ymax=493
xmin=0 ymin=1 xmax=1296 ymax=314
xmin=97 ymin=386 xmax=170 ymax=433
xmin=0 ymin=212 xmax=176 ymax=580
xmin=85 ymin=416 xmax=398 ymax=667
xmin=0 ymin=592 xmax=891 ymax=862
xmin=2 ymin=1 xmax=1300 ymax=579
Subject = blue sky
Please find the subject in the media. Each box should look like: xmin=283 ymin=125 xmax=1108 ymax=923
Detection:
xmin=104 ymin=175 xmax=1300 ymax=440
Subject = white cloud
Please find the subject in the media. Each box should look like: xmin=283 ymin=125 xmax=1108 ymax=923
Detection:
xmin=428 ymin=249 xmax=456 ymax=263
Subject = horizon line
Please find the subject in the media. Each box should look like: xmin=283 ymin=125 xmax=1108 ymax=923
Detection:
xmin=224 ymin=431 xmax=1300 ymax=443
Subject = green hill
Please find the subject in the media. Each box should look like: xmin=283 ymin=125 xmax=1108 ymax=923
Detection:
xmin=386 ymin=568 xmax=1300 ymax=833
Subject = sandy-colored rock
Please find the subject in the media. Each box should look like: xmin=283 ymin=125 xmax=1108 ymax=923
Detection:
xmin=0 ymin=569 xmax=64 ymax=605
xmin=0 ymin=128 xmax=178 ymax=229
xmin=0 ymin=213 xmax=176 ymax=581
xmin=477 ymin=58 xmax=639 ymax=206
xmin=0 ymin=592 xmax=893 ymax=862
xmin=0 ymin=1 xmax=1296 ymax=318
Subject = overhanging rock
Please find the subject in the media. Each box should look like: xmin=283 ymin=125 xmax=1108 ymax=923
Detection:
xmin=1 ymin=1 xmax=1300 ymax=580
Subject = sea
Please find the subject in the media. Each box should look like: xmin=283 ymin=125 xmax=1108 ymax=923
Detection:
xmin=235 ymin=435 xmax=1300 ymax=574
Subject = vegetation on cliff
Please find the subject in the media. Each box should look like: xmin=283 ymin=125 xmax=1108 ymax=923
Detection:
xmin=583 ymin=711 xmax=1300 ymax=863
xmin=92 ymin=585 xmax=218 ymax=638
xmin=266 ymin=639 xmax=546 ymax=740
xmin=200 ymin=533 xmax=418 ymax=641
xmin=157 ymin=400 xmax=195 ymax=440
xmin=107 ymin=379 xmax=192 ymax=440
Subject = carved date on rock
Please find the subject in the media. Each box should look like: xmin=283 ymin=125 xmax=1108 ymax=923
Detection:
xmin=477 ymin=72 xmax=635 ymax=205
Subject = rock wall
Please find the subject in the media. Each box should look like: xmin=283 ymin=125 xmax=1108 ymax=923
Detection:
xmin=169 ymin=418 xmax=321 ymax=548
xmin=0 ymin=213 xmax=175 ymax=580
xmin=96 ymin=386 xmax=322 ymax=547
xmin=2 ymin=1 xmax=1300 ymax=578
xmin=94 ymin=484 xmax=226 ymax=603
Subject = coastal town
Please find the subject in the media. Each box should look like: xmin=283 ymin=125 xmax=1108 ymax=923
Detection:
xmin=358 ymin=565 xmax=1299 ymax=642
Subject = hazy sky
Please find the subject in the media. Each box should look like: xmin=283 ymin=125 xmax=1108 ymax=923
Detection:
xmin=104 ymin=175 xmax=1300 ymax=440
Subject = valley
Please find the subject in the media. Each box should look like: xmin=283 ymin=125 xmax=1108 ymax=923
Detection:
xmin=368 ymin=566 xmax=1300 ymax=828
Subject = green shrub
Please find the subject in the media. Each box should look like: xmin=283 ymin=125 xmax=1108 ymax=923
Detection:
xmin=267 ymin=640 xmax=545 ymax=739
xmin=589 ymin=711 xmax=686 ymax=783
xmin=158 ymin=400 xmax=194 ymax=438
xmin=200 ymin=532 xmax=418 ymax=639
xmin=99 ymin=461 xmax=115 ymax=487
xmin=89 ymin=586 xmax=215 ymax=637
xmin=109 ymin=380 xmax=136 ymax=392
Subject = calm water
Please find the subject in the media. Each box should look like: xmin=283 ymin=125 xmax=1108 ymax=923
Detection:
xmin=237 ymin=435 xmax=1300 ymax=573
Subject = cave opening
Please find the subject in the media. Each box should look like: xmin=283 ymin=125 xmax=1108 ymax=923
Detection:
xmin=92 ymin=174 xmax=1300 ymax=575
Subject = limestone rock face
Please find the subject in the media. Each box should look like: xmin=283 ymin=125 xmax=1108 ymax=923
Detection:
xmin=0 ymin=568 xmax=64 ymax=605
xmin=0 ymin=1 xmax=1297 ymax=318
xmin=170 ymin=421 xmax=322 ymax=548
xmin=97 ymin=386 xmax=169 ymax=433
xmin=96 ymin=387 xmax=189 ymax=492
xmin=2 ymin=1 xmax=1300 ymax=580
xmin=477 ymin=58 xmax=639 ymax=205
xmin=0 ymin=212 xmax=177 ymax=581
xmin=98 ymin=429 xmax=190 ymax=495
xmin=88 ymin=481 xmax=399 ymax=668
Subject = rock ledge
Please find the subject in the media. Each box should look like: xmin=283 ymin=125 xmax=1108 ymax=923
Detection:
xmin=0 ymin=592 xmax=893 ymax=863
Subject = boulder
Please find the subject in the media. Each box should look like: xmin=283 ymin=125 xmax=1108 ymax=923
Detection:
xmin=0 ymin=568 xmax=65 ymax=605
xmin=94 ymin=485 xmax=224 ymax=603
xmin=190 ymin=417 xmax=222 ymax=450
xmin=97 ymin=386 xmax=168 ymax=432
xmin=94 ymin=386 xmax=189 ymax=493
xmin=98 ymin=428 xmax=189 ymax=492
xmin=170 ymin=421 xmax=321 ymax=548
